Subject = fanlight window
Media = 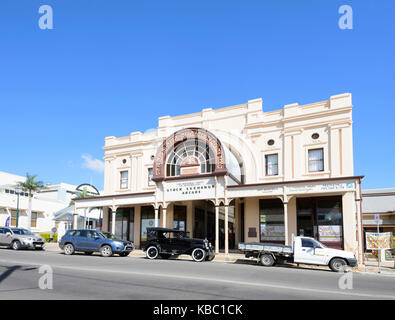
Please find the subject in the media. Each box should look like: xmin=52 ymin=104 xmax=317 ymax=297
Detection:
xmin=166 ymin=140 xmax=216 ymax=177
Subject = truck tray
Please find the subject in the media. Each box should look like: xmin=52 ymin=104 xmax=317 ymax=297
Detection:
xmin=238 ymin=242 xmax=293 ymax=254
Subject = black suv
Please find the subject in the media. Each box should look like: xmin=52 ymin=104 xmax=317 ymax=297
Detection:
xmin=143 ymin=227 xmax=215 ymax=262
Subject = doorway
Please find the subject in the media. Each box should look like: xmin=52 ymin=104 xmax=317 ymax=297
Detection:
xmin=193 ymin=200 xmax=235 ymax=250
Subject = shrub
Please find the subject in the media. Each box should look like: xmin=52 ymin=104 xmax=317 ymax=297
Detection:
xmin=40 ymin=233 xmax=58 ymax=243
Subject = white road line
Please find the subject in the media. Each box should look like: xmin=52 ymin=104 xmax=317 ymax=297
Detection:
xmin=2 ymin=258 xmax=395 ymax=299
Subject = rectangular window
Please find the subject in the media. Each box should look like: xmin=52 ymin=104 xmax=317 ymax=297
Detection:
xmin=148 ymin=168 xmax=155 ymax=186
xmin=10 ymin=210 xmax=17 ymax=227
xmin=265 ymin=154 xmax=278 ymax=176
xmin=120 ymin=171 xmax=128 ymax=189
xmin=259 ymin=199 xmax=284 ymax=244
xmin=31 ymin=212 xmax=38 ymax=228
xmin=308 ymin=148 xmax=324 ymax=172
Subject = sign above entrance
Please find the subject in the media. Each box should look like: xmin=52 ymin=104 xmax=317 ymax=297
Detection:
xmin=165 ymin=177 xmax=216 ymax=202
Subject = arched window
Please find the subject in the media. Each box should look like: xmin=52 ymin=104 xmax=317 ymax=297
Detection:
xmin=166 ymin=140 xmax=216 ymax=177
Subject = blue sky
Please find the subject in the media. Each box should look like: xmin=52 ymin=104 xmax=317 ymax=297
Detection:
xmin=0 ymin=0 xmax=394 ymax=190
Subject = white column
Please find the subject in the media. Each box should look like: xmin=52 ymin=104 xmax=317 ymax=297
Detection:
xmin=154 ymin=207 xmax=159 ymax=227
xmin=284 ymin=201 xmax=289 ymax=245
xmin=111 ymin=207 xmax=116 ymax=235
xmin=162 ymin=207 xmax=167 ymax=228
xmin=215 ymin=205 xmax=219 ymax=254
xmin=225 ymin=205 xmax=229 ymax=255
xmin=73 ymin=205 xmax=78 ymax=229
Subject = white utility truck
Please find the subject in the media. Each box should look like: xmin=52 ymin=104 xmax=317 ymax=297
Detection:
xmin=238 ymin=236 xmax=357 ymax=272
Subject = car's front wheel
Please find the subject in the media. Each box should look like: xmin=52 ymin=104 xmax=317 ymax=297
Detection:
xmin=192 ymin=248 xmax=206 ymax=262
xmin=100 ymin=245 xmax=113 ymax=257
xmin=11 ymin=240 xmax=21 ymax=251
xmin=64 ymin=243 xmax=75 ymax=255
xmin=329 ymin=258 xmax=348 ymax=272
xmin=146 ymin=246 xmax=159 ymax=259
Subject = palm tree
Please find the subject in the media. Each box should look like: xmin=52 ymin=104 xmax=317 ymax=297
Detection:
xmin=16 ymin=173 xmax=46 ymax=231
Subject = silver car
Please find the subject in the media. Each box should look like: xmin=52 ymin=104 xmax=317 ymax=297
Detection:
xmin=0 ymin=227 xmax=45 ymax=250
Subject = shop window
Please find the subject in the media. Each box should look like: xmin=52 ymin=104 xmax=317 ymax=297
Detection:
xmin=141 ymin=206 xmax=159 ymax=242
xmin=259 ymin=199 xmax=284 ymax=243
xmin=111 ymin=208 xmax=134 ymax=241
xmin=120 ymin=171 xmax=128 ymax=189
xmin=317 ymin=198 xmax=343 ymax=243
xmin=308 ymin=148 xmax=324 ymax=172
xmin=265 ymin=154 xmax=278 ymax=176
xmin=297 ymin=197 xmax=343 ymax=249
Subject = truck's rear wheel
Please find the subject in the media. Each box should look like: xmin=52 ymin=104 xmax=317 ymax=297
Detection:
xmin=329 ymin=258 xmax=347 ymax=272
xmin=260 ymin=254 xmax=275 ymax=266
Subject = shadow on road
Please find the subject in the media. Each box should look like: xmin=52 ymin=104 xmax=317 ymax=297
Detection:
xmin=231 ymin=259 xmax=332 ymax=272
xmin=0 ymin=265 xmax=38 ymax=284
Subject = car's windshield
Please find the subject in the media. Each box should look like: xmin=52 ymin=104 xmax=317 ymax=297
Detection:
xmin=100 ymin=232 xmax=117 ymax=239
xmin=11 ymin=229 xmax=33 ymax=235
xmin=313 ymin=239 xmax=327 ymax=248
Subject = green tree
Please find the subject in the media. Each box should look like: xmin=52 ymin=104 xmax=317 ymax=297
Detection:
xmin=16 ymin=173 xmax=46 ymax=230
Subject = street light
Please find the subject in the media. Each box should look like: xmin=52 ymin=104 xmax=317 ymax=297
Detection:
xmin=15 ymin=185 xmax=22 ymax=228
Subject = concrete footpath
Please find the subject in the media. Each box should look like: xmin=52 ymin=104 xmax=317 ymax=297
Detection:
xmin=44 ymin=243 xmax=395 ymax=275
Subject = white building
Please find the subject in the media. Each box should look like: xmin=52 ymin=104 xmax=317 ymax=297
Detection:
xmin=73 ymin=93 xmax=365 ymax=263
xmin=0 ymin=171 xmax=102 ymax=236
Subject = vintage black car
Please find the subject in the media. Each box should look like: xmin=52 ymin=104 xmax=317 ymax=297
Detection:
xmin=142 ymin=227 xmax=215 ymax=262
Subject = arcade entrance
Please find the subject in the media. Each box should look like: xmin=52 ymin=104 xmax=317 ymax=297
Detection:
xmin=193 ymin=200 xmax=235 ymax=250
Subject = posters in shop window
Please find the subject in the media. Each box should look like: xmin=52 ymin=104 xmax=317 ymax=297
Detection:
xmin=318 ymin=225 xmax=342 ymax=242
xmin=141 ymin=219 xmax=158 ymax=241
xmin=260 ymin=225 xmax=285 ymax=241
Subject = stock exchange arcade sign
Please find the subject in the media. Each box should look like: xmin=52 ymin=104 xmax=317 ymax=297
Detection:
xmin=165 ymin=178 xmax=216 ymax=201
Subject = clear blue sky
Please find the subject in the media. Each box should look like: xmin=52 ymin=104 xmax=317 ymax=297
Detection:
xmin=0 ymin=0 xmax=394 ymax=190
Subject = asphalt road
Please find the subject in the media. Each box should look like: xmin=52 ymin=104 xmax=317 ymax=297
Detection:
xmin=0 ymin=248 xmax=394 ymax=300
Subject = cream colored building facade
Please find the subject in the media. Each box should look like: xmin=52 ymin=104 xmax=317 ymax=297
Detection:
xmin=74 ymin=93 xmax=364 ymax=263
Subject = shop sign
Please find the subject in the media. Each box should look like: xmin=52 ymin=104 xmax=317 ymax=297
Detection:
xmin=318 ymin=225 xmax=342 ymax=242
xmin=165 ymin=178 xmax=216 ymax=201
xmin=288 ymin=182 xmax=355 ymax=194
xmin=366 ymin=232 xmax=393 ymax=250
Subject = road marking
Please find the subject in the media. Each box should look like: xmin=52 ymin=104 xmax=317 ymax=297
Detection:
xmin=2 ymin=258 xmax=395 ymax=299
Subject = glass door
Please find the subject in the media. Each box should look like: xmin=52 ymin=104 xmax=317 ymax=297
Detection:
xmin=297 ymin=198 xmax=315 ymax=238
xmin=173 ymin=205 xmax=186 ymax=231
